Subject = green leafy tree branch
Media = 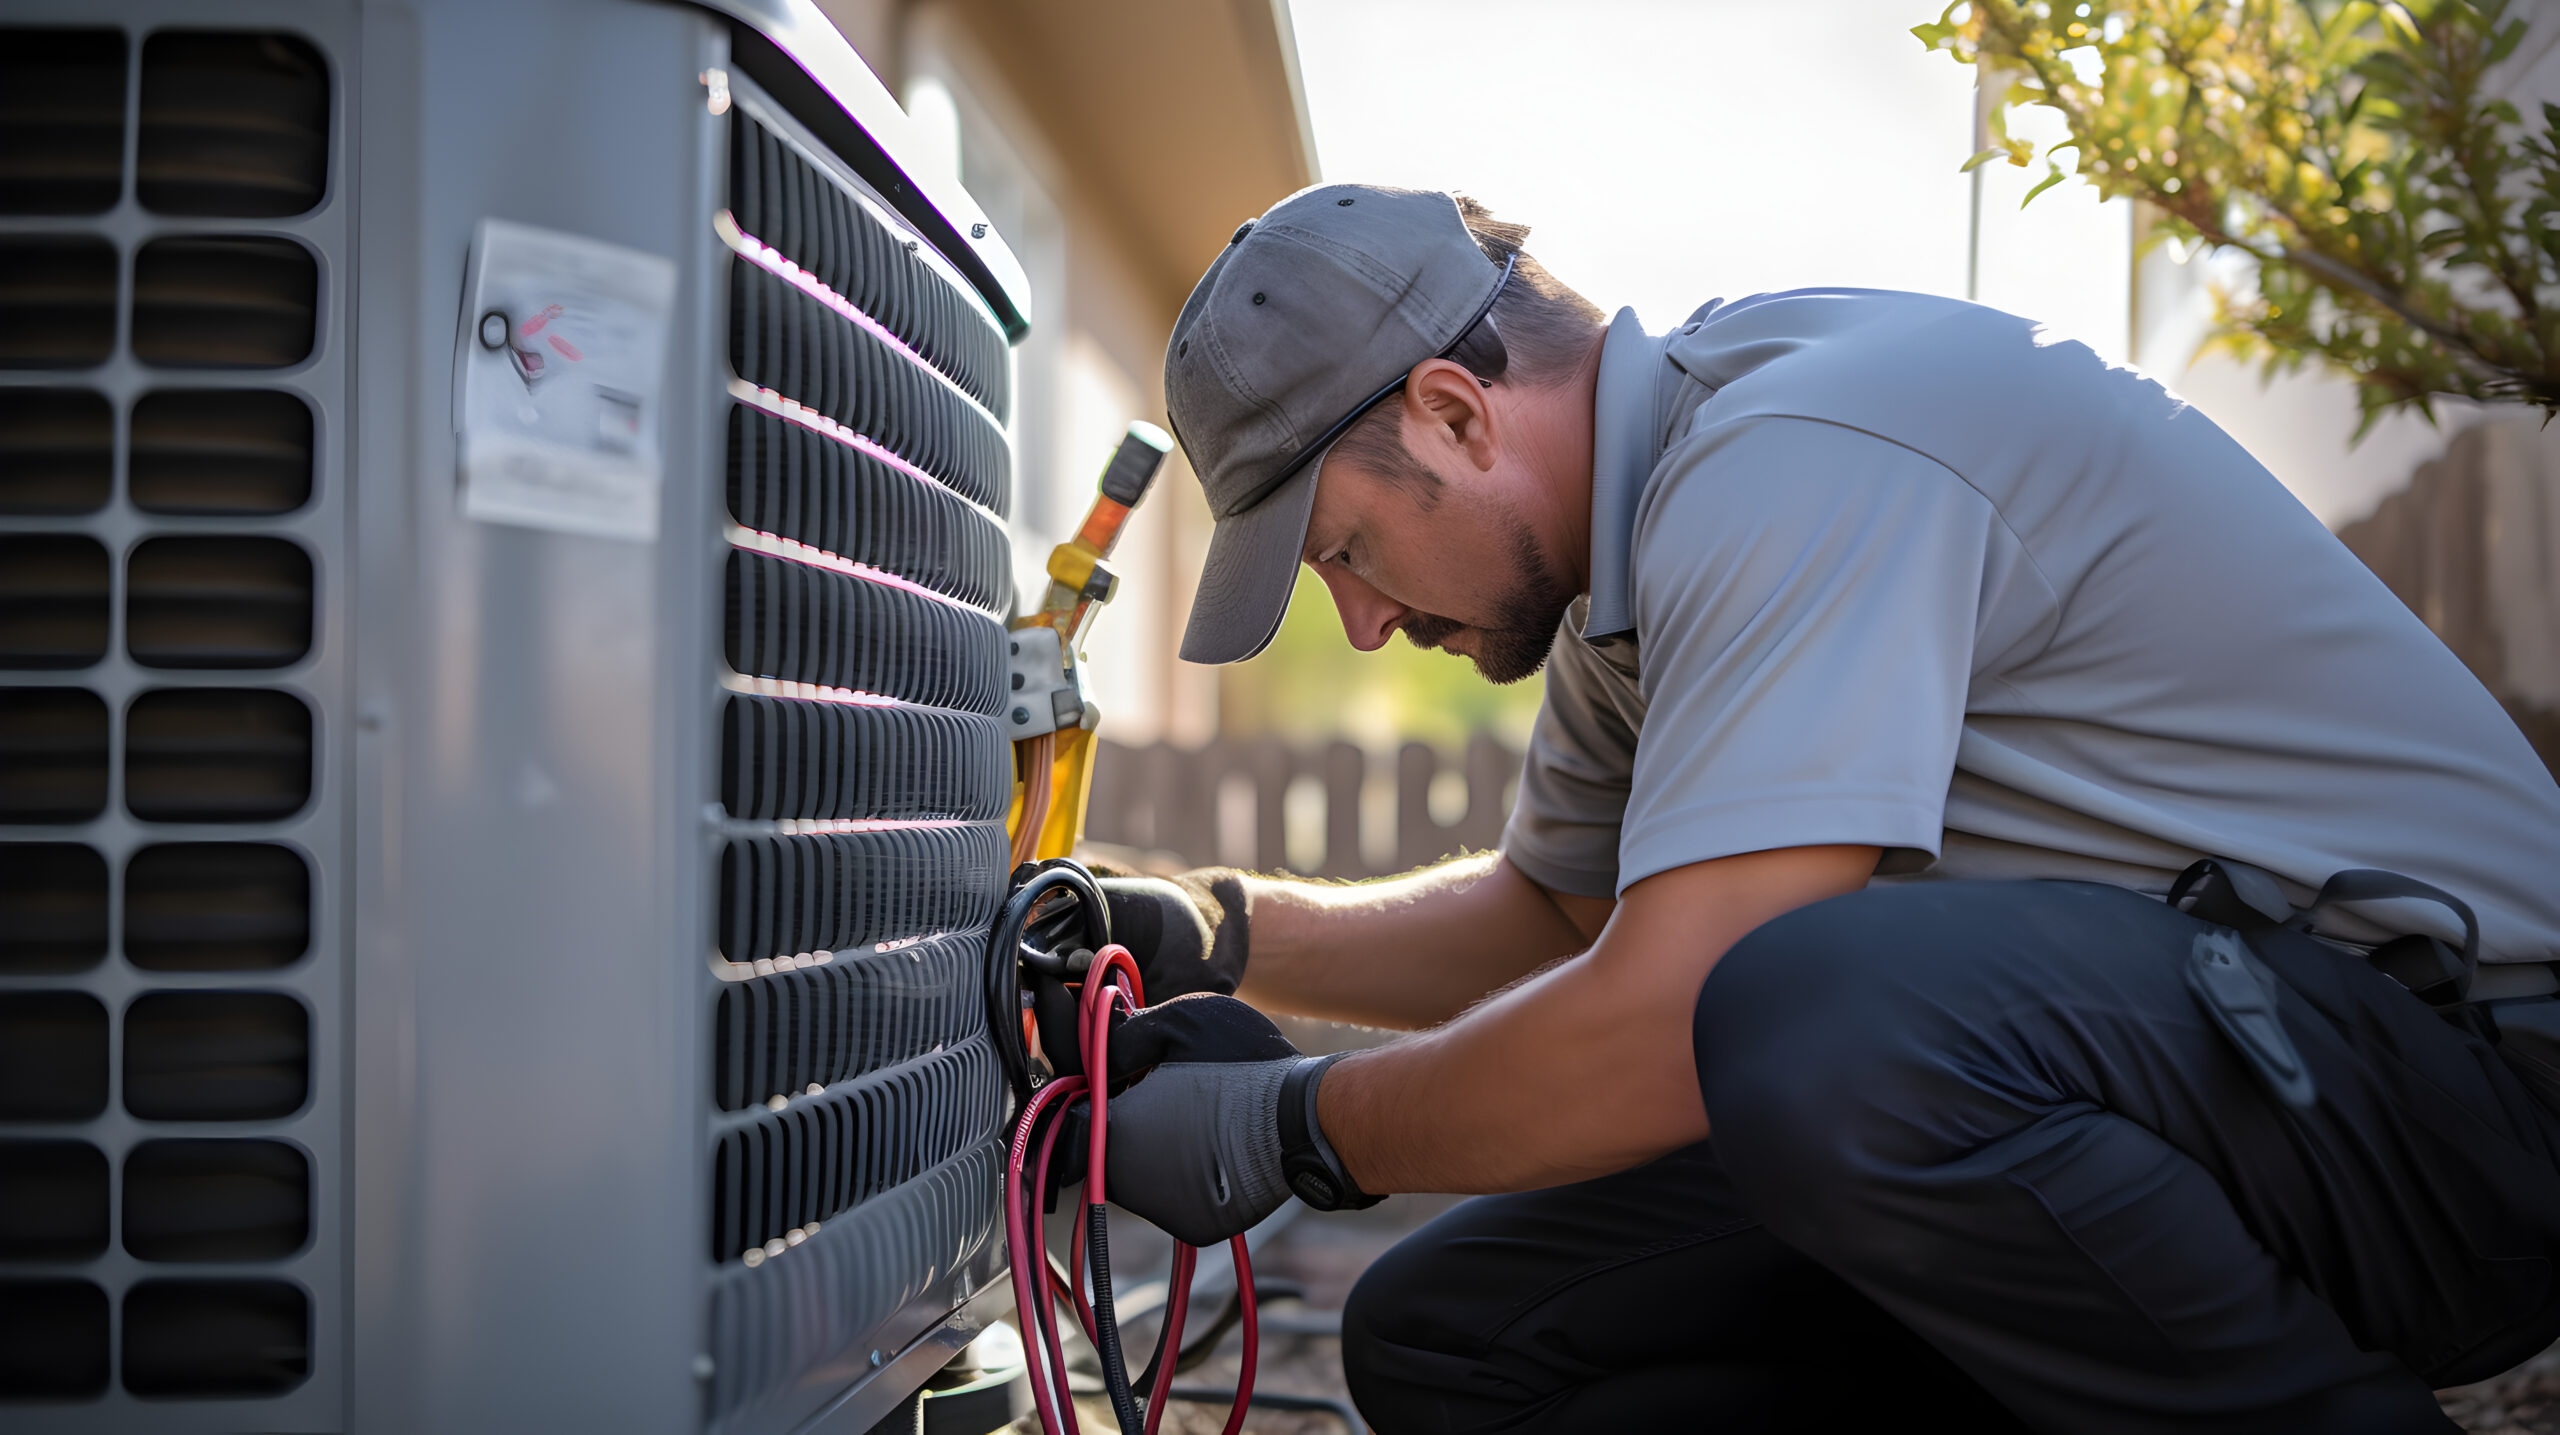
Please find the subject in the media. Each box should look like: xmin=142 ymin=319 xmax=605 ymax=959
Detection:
xmin=1916 ymin=0 xmax=2557 ymax=435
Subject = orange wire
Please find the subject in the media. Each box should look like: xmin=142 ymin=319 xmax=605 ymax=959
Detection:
xmin=1012 ymin=730 xmax=1056 ymax=868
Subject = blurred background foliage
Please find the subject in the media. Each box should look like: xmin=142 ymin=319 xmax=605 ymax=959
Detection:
xmin=1217 ymin=568 xmax=1546 ymax=751
xmin=1919 ymin=0 xmax=2560 ymax=435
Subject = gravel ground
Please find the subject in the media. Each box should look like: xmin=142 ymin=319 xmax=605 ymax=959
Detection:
xmin=1004 ymin=1197 xmax=1445 ymax=1435
xmin=1009 ymin=1195 xmax=2560 ymax=1434
xmin=2441 ymin=1343 xmax=2560 ymax=1434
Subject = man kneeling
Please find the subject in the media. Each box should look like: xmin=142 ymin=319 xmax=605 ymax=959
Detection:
xmin=1088 ymin=184 xmax=2560 ymax=1432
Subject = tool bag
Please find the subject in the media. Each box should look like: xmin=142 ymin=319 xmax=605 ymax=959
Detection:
xmin=2169 ymin=859 xmax=2560 ymax=1115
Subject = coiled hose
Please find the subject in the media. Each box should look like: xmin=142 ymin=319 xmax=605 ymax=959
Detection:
xmin=990 ymin=861 xmax=1256 ymax=1435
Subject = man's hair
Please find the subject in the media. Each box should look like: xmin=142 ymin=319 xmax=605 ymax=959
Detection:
xmin=1328 ymin=196 xmax=1606 ymax=497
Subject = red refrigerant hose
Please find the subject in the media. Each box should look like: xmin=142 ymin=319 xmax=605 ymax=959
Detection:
xmin=1005 ymin=943 xmax=1258 ymax=1435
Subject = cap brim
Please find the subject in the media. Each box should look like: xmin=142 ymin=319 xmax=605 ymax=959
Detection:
xmin=1179 ymin=454 xmax=1322 ymax=665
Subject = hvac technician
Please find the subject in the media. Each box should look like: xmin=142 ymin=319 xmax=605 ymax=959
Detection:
xmin=1088 ymin=184 xmax=2560 ymax=1432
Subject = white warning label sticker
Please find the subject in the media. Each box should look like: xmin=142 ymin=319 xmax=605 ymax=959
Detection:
xmin=454 ymin=218 xmax=678 ymax=542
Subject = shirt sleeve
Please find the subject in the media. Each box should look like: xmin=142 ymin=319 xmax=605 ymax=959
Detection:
xmin=1616 ymin=416 xmax=1997 ymax=892
xmin=1501 ymin=608 xmax=1641 ymax=897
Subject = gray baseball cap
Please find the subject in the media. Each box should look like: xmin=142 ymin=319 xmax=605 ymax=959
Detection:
xmin=1165 ymin=183 xmax=1512 ymax=664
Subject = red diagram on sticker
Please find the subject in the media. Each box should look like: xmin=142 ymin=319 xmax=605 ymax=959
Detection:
xmin=518 ymin=304 xmax=584 ymax=361
xmin=501 ymin=302 xmax=587 ymax=389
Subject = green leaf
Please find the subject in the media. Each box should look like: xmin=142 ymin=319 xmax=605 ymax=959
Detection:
xmin=2489 ymin=17 xmax=2527 ymax=64
xmin=2022 ymin=162 xmax=2070 ymax=207
xmin=1959 ymin=147 xmax=2008 ymax=172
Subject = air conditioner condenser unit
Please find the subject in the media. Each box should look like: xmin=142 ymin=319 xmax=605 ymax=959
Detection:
xmin=0 ymin=2 xmax=1034 ymax=1430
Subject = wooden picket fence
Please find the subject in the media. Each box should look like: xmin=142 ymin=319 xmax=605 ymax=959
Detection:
xmin=1083 ymin=732 xmax=1523 ymax=879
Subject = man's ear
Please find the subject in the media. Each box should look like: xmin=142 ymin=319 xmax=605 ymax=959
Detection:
xmin=1402 ymin=358 xmax=1499 ymax=473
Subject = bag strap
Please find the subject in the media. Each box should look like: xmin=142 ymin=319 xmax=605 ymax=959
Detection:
xmin=2167 ymin=858 xmax=2294 ymax=932
xmin=2169 ymin=859 xmax=2482 ymax=1007
xmin=2296 ymin=868 xmax=2481 ymax=1007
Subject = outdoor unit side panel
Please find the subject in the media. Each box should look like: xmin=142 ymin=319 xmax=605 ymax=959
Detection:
xmin=356 ymin=1 xmax=722 ymax=1431
xmin=0 ymin=2 xmax=356 ymax=1429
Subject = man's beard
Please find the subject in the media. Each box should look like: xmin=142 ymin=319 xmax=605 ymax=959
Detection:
xmin=1397 ymin=518 xmax=1575 ymax=685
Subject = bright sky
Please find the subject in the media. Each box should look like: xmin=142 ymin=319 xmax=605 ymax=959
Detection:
xmin=1287 ymin=0 xmax=2131 ymax=355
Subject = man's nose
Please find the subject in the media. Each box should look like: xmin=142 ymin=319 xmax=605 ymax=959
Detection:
xmin=1312 ymin=562 xmax=1408 ymax=653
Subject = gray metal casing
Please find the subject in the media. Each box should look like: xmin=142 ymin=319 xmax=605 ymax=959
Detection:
xmin=0 ymin=1 xmax=1027 ymax=1429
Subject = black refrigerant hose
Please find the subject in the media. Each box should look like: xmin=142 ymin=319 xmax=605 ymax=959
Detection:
xmin=989 ymin=859 xmax=1143 ymax=1431
xmin=986 ymin=859 xmax=1111 ymax=1105
xmin=991 ymin=859 xmax=1272 ymax=1435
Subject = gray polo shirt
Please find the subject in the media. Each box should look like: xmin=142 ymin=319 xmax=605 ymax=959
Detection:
xmin=1501 ymin=290 xmax=2560 ymax=966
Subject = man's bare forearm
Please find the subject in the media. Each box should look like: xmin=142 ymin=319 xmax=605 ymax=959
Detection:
xmin=1316 ymin=845 xmax=1878 ymax=1194
xmin=1233 ymin=853 xmax=1607 ymax=1029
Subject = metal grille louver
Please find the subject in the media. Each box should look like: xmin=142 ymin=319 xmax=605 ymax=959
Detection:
xmin=724 ymin=550 xmax=1007 ymax=713
xmin=0 ymin=990 xmax=108 ymax=1121
xmin=120 ymin=1279 xmax=308 ymax=1397
xmin=130 ymin=388 xmax=313 ymax=515
xmin=707 ymin=77 xmax=1018 ymax=1426
xmin=0 ymin=687 xmax=109 ymax=823
xmin=136 ymin=32 xmax=328 ymax=218
xmin=0 ymin=18 xmax=338 ymax=1414
xmin=131 ymin=236 xmax=318 ymax=369
xmin=707 ymin=1140 xmax=1004 ymax=1423
xmin=721 ymin=694 xmax=1009 ymax=822
xmin=727 ymin=260 xmax=1009 ymax=514
xmin=122 ymin=991 xmax=309 ymax=1123
xmin=0 ymin=388 xmax=112 ymax=514
xmin=126 ymin=536 xmax=315 ymax=669
xmin=124 ymin=841 xmax=309 ymax=972
xmin=123 ymin=687 xmax=312 ymax=822
xmin=0 ymin=534 xmax=110 ymax=670
xmin=0 ymin=29 xmax=125 ymax=216
xmin=0 ymin=841 xmax=106 ymax=974
xmin=711 ymin=928 xmax=985 ymax=1110
xmin=708 ymin=1035 xmax=999 ymax=1261
xmin=121 ymin=1139 xmax=310 ymax=1262
xmin=0 ymin=237 xmax=117 ymax=369
xmin=0 ymin=1139 xmax=110 ymax=1261
xmin=728 ymin=111 xmax=1009 ymax=421
xmin=717 ymin=823 xmax=1007 ymax=966
xmin=728 ymin=404 xmax=1006 ymax=612
xmin=0 ymin=1279 xmax=109 ymax=1398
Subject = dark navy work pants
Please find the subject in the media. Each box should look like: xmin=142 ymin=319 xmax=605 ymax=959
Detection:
xmin=1340 ymin=881 xmax=2560 ymax=1433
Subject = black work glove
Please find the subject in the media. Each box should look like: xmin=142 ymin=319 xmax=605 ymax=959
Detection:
xmin=1099 ymin=993 xmax=1303 ymax=1247
xmin=1097 ymin=871 xmax=1251 ymax=1001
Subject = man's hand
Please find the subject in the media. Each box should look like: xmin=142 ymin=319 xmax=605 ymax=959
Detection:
xmin=1099 ymin=872 xmax=1250 ymax=1001
xmin=1098 ymin=994 xmax=1300 ymax=1247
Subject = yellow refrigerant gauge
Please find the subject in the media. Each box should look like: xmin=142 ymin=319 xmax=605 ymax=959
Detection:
xmin=1003 ymin=422 xmax=1171 ymax=865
